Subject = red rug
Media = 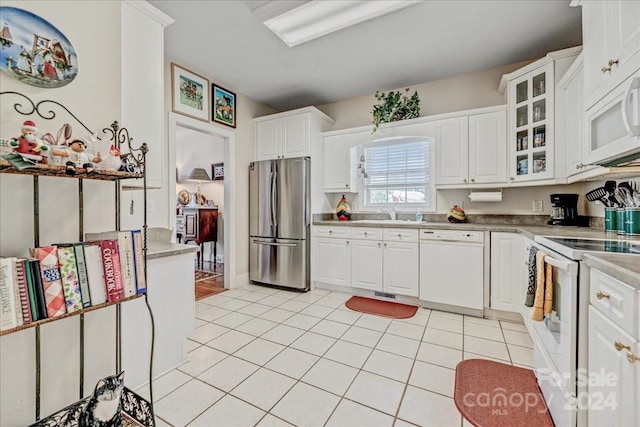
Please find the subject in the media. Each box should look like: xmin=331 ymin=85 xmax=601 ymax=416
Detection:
xmin=345 ymin=296 xmax=418 ymax=319
xmin=454 ymin=359 xmax=553 ymax=427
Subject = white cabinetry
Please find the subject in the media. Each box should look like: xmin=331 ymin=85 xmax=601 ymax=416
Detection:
xmin=587 ymin=268 xmax=639 ymax=427
xmin=382 ymin=229 xmax=419 ymax=297
xmin=579 ymin=0 xmax=640 ymax=108
xmin=351 ymin=228 xmax=383 ymax=292
xmin=312 ymin=226 xmax=351 ymax=287
xmin=254 ymin=107 xmax=334 ymax=160
xmin=322 ymin=130 xmax=370 ymax=193
xmin=434 ymin=106 xmax=507 ymax=187
xmin=499 ymin=47 xmax=581 ymax=184
xmin=121 ymin=1 xmax=173 ymax=189
xmin=490 ymin=232 xmax=524 ymax=313
xmin=313 ymin=226 xmax=419 ymax=298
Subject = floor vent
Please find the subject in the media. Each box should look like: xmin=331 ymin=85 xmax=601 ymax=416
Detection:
xmin=374 ymin=291 xmax=396 ymax=299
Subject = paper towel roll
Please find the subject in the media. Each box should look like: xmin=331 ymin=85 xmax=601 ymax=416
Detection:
xmin=468 ymin=191 xmax=503 ymax=202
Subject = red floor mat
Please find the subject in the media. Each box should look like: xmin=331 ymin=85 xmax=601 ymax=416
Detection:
xmin=345 ymin=296 xmax=418 ymax=319
xmin=454 ymin=359 xmax=553 ymax=427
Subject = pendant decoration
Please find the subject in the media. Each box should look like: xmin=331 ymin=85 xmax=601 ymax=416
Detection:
xmin=336 ymin=195 xmax=351 ymax=221
xmin=0 ymin=7 xmax=78 ymax=88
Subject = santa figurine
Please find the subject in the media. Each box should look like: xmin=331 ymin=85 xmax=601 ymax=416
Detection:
xmin=10 ymin=120 xmax=49 ymax=164
xmin=50 ymin=137 xmax=102 ymax=175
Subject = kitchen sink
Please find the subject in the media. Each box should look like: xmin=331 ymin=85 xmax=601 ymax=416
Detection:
xmin=350 ymin=219 xmax=424 ymax=224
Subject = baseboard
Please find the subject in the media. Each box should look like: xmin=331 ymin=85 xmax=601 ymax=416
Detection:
xmin=233 ymin=272 xmax=250 ymax=288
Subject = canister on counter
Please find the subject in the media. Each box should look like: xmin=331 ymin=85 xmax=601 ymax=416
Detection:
xmin=604 ymin=207 xmax=617 ymax=233
xmin=625 ymin=207 xmax=640 ymax=236
xmin=616 ymin=208 xmax=626 ymax=235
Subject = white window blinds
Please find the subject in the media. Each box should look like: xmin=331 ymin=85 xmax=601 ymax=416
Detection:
xmin=363 ymin=138 xmax=431 ymax=206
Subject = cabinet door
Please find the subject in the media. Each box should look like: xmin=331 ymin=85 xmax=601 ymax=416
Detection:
xmin=490 ymin=232 xmax=524 ymax=313
xmin=351 ymin=239 xmax=383 ymax=292
xmin=563 ymin=62 xmax=587 ymax=176
xmin=282 ymin=114 xmax=310 ymax=158
xmin=256 ymin=120 xmax=281 ymax=160
xmin=582 ymin=0 xmax=611 ymax=102
xmin=508 ymin=62 xmax=554 ymax=182
xmin=434 ymin=117 xmax=469 ymax=185
xmin=383 ymin=241 xmax=419 ymax=297
xmin=323 ymin=134 xmax=350 ymax=192
xmin=313 ymin=237 xmax=351 ymax=287
xmin=588 ymin=307 xmax=637 ymax=427
xmin=468 ymin=110 xmax=507 ymax=184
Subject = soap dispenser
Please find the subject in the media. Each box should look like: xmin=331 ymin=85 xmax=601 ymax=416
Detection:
xmin=415 ymin=208 xmax=423 ymax=222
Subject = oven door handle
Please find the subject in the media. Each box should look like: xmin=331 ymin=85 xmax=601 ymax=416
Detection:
xmin=544 ymin=256 xmax=574 ymax=274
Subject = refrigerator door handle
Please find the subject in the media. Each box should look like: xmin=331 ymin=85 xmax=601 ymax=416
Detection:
xmin=269 ymin=171 xmax=275 ymax=227
xmin=272 ymin=170 xmax=278 ymax=227
xmin=252 ymin=239 xmax=298 ymax=247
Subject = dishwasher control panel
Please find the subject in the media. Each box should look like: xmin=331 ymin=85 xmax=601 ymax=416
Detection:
xmin=419 ymin=229 xmax=484 ymax=243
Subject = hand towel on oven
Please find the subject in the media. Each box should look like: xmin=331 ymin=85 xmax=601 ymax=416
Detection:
xmin=532 ymin=251 xmax=553 ymax=321
xmin=524 ymin=246 xmax=538 ymax=307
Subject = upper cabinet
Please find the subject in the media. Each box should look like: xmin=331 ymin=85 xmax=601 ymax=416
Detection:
xmin=254 ymin=107 xmax=334 ymax=161
xmin=499 ymin=47 xmax=581 ymax=184
xmin=121 ymin=1 xmax=174 ymax=189
xmin=579 ymin=0 xmax=640 ymax=108
xmin=434 ymin=106 xmax=507 ymax=187
xmin=572 ymin=0 xmax=640 ymax=166
xmin=323 ymin=130 xmax=370 ymax=193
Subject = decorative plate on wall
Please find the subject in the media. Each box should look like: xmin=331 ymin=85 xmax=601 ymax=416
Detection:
xmin=0 ymin=7 xmax=78 ymax=88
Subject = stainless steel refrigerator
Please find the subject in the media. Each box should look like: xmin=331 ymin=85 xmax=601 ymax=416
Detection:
xmin=249 ymin=157 xmax=310 ymax=290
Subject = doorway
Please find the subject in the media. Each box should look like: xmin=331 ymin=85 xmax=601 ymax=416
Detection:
xmin=168 ymin=112 xmax=236 ymax=291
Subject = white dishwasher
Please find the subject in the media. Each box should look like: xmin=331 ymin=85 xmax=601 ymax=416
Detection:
xmin=419 ymin=229 xmax=484 ymax=316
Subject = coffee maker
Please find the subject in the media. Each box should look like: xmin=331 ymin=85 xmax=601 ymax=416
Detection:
xmin=548 ymin=194 xmax=590 ymax=226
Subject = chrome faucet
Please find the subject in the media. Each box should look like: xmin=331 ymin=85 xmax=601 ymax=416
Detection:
xmin=381 ymin=204 xmax=397 ymax=220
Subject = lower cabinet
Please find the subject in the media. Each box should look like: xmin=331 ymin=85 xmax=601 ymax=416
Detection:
xmin=313 ymin=236 xmax=351 ymax=287
xmin=490 ymin=232 xmax=524 ymax=312
xmin=313 ymin=226 xmax=419 ymax=297
xmin=588 ymin=306 xmax=638 ymax=426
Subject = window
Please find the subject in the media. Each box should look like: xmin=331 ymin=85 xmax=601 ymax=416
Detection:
xmin=362 ymin=136 xmax=434 ymax=210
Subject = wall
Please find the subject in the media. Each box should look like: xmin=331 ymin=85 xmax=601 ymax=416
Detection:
xmin=0 ymin=2 xmax=123 ymax=425
xmin=175 ymin=126 xmax=225 ymax=262
xmin=316 ymin=59 xmax=591 ymax=216
xmin=163 ymin=57 xmax=276 ymax=285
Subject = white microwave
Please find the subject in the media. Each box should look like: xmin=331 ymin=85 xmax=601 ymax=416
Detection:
xmin=585 ymin=72 xmax=640 ymax=166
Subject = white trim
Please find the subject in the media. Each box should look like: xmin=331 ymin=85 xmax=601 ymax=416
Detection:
xmin=168 ymin=112 xmax=238 ymax=289
xmin=122 ymin=0 xmax=175 ymax=26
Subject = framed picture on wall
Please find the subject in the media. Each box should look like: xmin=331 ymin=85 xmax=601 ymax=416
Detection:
xmin=171 ymin=63 xmax=210 ymax=122
xmin=212 ymin=84 xmax=236 ymax=128
xmin=212 ymin=163 xmax=224 ymax=180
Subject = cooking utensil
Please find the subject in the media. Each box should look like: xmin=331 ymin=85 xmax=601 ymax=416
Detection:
xmin=604 ymin=180 xmax=618 ymax=207
xmin=585 ymin=187 xmax=609 ymax=206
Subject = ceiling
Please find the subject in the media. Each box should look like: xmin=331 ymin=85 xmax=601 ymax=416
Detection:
xmin=149 ymin=0 xmax=582 ymax=112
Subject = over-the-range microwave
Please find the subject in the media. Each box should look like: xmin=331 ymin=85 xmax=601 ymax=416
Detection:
xmin=585 ymin=71 xmax=640 ymax=166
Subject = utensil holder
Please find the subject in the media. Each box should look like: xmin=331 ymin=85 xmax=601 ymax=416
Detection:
xmin=625 ymin=207 xmax=640 ymax=236
xmin=616 ymin=208 xmax=626 ymax=235
xmin=604 ymin=207 xmax=617 ymax=232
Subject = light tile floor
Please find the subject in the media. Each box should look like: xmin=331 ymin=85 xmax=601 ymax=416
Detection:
xmin=151 ymin=285 xmax=534 ymax=427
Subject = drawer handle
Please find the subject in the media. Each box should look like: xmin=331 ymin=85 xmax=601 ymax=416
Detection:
xmin=627 ymin=352 xmax=639 ymax=364
xmin=384 ymin=243 xmax=387 ymax=248
xmin=377 ymin=242 xmax=381 ymax=248
xmin=346 ymin=241 xmax=350 ymax=246
xmin=596 ymin=291 xmax=610 ymax=300
xmin=329 ymin=230 xmax=333 ymax=234
xmin=615 ymin=341 xmax=631 ymax=352
xmin=397 ymin=233 xmax=401 ymax=237
xmin=364 ymin=232 xmax=368 ymax=236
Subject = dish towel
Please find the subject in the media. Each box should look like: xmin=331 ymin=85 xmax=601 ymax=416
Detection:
xmin=532 ymin=251 xmax=553 ymax=321
xmin=524 ymin=246 xmax=538 ymax=307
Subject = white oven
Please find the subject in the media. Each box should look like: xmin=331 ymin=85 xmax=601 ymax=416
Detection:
xmin=524 ymin=239 xmax=581 ymax=427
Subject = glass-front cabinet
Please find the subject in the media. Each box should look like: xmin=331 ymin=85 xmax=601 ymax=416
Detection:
xmin=508 ymin=62 xmax=554 ymax=182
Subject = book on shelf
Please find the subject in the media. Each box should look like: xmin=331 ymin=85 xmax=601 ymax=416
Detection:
xmin=73 ymin=243 xmax=92 ymax=308
xmin=98 ymin=240 xmax=124 ymax=303
xmin=130 ymin=229 xmax=146 ymax=294
xmin=0 ymin=257 xmax=18 ymax=331
xmin=30 ymin=246 xmax=67 ymax=318
xmin=15 ymin=259 xmax=32 ymax=324
xmin=28 ymin=260 xmax=48 ymax=320
xmin=85 ymin=231 xmax=138 ymax=297
xmin=23 ymin=259 xmax=39 ymax=321
xmin=83 ymin=243 xmax=107 ymax=305
xmin=10 ymin=258 xmax=24 ymax=327
xmin=56 ymin=246 xmax=84 ymax=314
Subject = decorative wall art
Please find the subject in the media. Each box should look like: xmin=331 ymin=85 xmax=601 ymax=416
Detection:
xmin=0 ymin=7 xmax=78 ymax=88
xmin=212 ymin=84 xmax=236 ymax=128
xmin=171 ymin=63 xmax=210 ymax=122
xmin=212 ymin=162 xmax=224 ymax=180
